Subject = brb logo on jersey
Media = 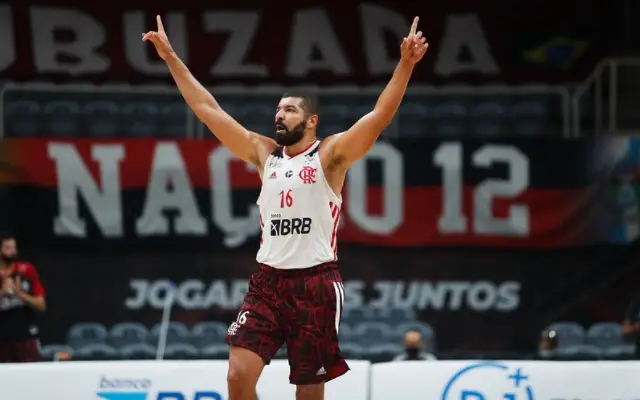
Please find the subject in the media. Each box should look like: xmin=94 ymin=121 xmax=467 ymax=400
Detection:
xmin=299 ymin=166 xmax=317 ymax=184
xmin=270 ymin=214 xmax=312 ymax=236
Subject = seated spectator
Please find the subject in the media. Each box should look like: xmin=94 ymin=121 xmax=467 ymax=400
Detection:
xmin=535 ymin=329 xmax=558 ymax=360
xmin=622 ymin=292 xmax=640 ymax=359
xmin=393 ymin=330 xmax=436 ymax=361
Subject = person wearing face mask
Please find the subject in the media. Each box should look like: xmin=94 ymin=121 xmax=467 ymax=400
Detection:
xmin=0 ymin=234 xmax=46 ymax=362
xmin=393 ymin=330 xmax=437 ymax=361
xmin=534 ymin=329 xmax=558 ymax=360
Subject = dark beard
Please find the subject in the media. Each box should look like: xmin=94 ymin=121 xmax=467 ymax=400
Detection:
xmin=0 ymin=254 xmax=15 ymax=264
xmin=275 ymin=120 xmax=306 ymax=146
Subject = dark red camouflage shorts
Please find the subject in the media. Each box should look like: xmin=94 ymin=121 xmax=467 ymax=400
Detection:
xmin=225 ymin=262 xmax=349 ymax=385
xmin=0 ymin=339 xmax=40 ymax=363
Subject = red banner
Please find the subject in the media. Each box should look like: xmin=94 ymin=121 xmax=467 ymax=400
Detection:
xmin=0 ymin=0 xmax=604 ymax=85
xmin=3 ymin=138 xmax=608 ymax=248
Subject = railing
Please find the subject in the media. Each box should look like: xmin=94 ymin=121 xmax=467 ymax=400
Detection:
xmin=0 ymin=82 xmax=571 ymax=139
xmin=572 ymin=57 xmax=640 ymax=137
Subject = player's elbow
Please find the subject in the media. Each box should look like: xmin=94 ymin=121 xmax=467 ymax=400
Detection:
xmin=35 ymin=297 xmax=46 ymax=312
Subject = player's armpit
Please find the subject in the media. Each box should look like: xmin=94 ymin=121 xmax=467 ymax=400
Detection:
xmin=327 ymin=111 xmax=389 ymax=167
xmin=197 ymin=105 xmax=277 ymax=168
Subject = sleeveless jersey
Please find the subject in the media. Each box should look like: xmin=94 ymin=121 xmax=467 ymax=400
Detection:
xmin=256 ymin=140 xmax=342 ymax=269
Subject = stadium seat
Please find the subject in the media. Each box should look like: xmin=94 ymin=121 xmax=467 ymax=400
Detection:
xmin=150 ymin=322 xmax=191 ymax=345
xmin=342 ymin=307 xmax=374 ymax=322
xmin=339 ymin=342 xmax=366 ymax=359
xmin=509 ymin=101 xmax=546 ymax=136
xmin=586 ymin=322 xmax=624 ymax=348
xmin=352 ymin=322 xmax=395 ymax=344
xmin=547 ymin=321 xmax=586 ymax=347
xmin=199 ymin=344 xmax=230 ymax=359
xmin=364 ymin=343 xmax=404 ymax=362
xmin=375 ymin=307 xmax=415 ymax=322
xmin=83 ymin=101 xmax=120 ymax=138
xmin=337 ymin=322 xmax=353 ymax=341
xmin=108 ymin=322 xmax=149 ymax=347
xmin=191 ymin=321 xmax=229 ymax=347
xmin=163 ymin=343 xmax=200 ymax=360
xmin=4 ymin=100 xmax=41 ymax=137
xmin=66 ymin=322 xmax=108 ymax=349
xmin=120 ymin=343 xmax=157 ymax=360
xmin=602 ymin=344 xmax=635 ymax=360
xmin=75 ymin=343 xmax=118 ymax=361
xmin=158 ymin=102 xmax=188 ymax=137
xmin=470 ymin=102 xmax=505 ymax=137
xmin=43 ymin=101 xmax=81 ymax=137
xmin=398 ymin=102 xmax=429 ymax=137
xmin=122 ymin=102 xmax=159 ymax=138
xmin=39 ymin=344 xmax=74 ymax=361
xmin=431 ymin=102 xmax=466 ymax=136
xmin=555 ymin=344 xmax=602 ymax=361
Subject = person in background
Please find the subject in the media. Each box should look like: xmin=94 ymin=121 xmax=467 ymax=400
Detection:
xmin=622 ymin=292 xmax=640 ymax=358
xmin=393 ymin=330 xmax=437 ymax=361
xmin=535 ymin=329 xmax=558 ymax=360
xmin=0 ymin=234 xmax=46 ymax=362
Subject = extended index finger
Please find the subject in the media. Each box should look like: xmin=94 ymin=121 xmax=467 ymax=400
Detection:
xmin=409 ymin=16 xmax=419 ymax=36
xmin=157 ymin=15 xmax=164 ymax=32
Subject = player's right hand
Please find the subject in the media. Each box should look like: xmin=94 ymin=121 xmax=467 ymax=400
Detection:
xmin=142 ymin=15 xmax=175 ymax=61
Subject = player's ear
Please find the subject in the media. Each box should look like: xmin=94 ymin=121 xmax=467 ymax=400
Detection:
xmin=306 ymin=114 xmax=318 ymax=129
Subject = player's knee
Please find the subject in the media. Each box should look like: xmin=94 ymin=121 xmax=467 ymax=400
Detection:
xmin=227 ymin=346 xmax=264 ymax=388
xmin=296 ymin=383 xmax=324 ymax=400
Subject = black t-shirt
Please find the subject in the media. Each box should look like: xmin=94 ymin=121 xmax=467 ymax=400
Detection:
xmin=624 ymin=293 xmax=640 ymax=357
xmin=0 ymin=262 xmax=45 ymax=343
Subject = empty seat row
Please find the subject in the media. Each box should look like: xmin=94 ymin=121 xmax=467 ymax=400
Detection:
xmin=40 ymin=341 xmax=406 ymax=362
xmin=547 ymin=321 xmax=628 ymax=348
xmin=66 ymin=320 xmax=435 ymax=349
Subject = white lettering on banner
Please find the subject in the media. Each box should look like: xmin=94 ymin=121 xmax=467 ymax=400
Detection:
xmin=0 ymin=5 xmax=15 ymax=71
xmin=368 ymin=280 xmax=520 ymax=311
xmin=49 ymin=144 xmax=125 ymax=237
xmin=30 ymin=7 xmax=109 ymax=75
xmin=347 ymin=142 xmax=403 ymax=234
xmin=434 ymin=14 xmax=500 ymax=77
xmin=124 ymin=12 xmax=188 ymax=75
xmin=203 ymin=11 xmax=267 ymax=77
xmin=370 ymin=360 xmax=640 ymax=400
xmin=0 ymin=5 xmax=499 ymax=78
xmin=125 ymin=279 xmax=249 ymax=310
xmin=126 ymin=279 xmax=520 ymax=312
xmin=286 ymin=8 xmax=351 ymax=77
xmin=0 ymin=360 xmax=370 ymax=400
xmin=434 ymin=142 xmax=530 ymax=236
xmin=360 ymin=4 xmax=411 ymax=75
xmin=209 ymin=147 xmax=261 ymax=247
xmin=136 ymin=143 xmax=207 ymax=236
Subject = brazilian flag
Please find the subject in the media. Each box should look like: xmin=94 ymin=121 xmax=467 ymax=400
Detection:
xmin=517 ymin=33 xmax=590 ymax=70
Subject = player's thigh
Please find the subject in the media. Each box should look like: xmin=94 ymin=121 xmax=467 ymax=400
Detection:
xmin=227 ymin=345 xmax=266 ymax=388
xmin=286 ymin=269 xmax=349 ymax=385
xmin=225 ymin=291 xmax=284 ymax=367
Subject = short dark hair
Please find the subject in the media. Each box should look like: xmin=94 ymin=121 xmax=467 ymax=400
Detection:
xmin=0 ymin=233 xmax=15 ymax=245
xmin=281 ymin=92 xmax=318 ymax=116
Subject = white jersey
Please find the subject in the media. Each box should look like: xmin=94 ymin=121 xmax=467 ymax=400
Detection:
xmin=256 ymin=140 xmax=342 ymax=269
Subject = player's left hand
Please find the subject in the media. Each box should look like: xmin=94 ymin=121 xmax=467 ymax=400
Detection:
xmin=13 ymin=276 xmax=26 ymax=299
xmin=400 ymin=17 xmax=429 ymax=65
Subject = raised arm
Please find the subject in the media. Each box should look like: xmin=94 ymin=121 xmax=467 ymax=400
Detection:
xmin=328 ymin=17 xmax=428 ymax=167
xmin=143 ymin=16 xmax=275 ymax=167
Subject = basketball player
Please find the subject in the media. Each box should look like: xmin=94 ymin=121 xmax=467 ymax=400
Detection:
xmin=144 ymin=15 xmax=428 ymax=400
xmin=0 ymin=235 xmax=46 ymax=363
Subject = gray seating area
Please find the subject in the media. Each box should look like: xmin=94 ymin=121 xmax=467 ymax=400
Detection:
xmin=546 ymin=321 xmax=635 ymax=360
xmin=1 ymin=85 xmax=566 ymax=139
xmin=41 ymin=307 xmax=430 ymax=362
